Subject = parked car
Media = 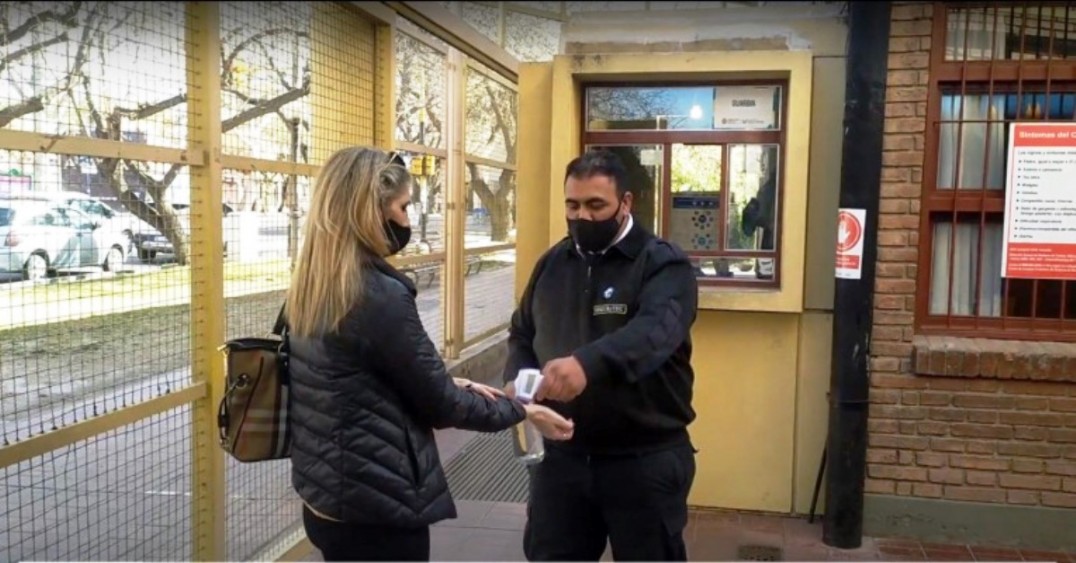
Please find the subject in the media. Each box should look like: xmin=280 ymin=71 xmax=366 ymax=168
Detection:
xmin=132 ymin=202 xmax=237 ymax=262
xmin=0 ymin=199 xmax=129 ymax=281
xmin=56 ymin=192 xmax=155 ymax=250
xmin=4 ymin=190 xmax=169 ymax=260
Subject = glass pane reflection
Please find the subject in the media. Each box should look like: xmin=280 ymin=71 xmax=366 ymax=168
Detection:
xmin=726 ymin=144 xmax=779 ymax=252
xmin=691 ymin=256 xmax=777 ymax=282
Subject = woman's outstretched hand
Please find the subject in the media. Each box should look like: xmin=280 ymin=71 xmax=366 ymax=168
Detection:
xmin=523 ymin=404 xmax=575 ymax=441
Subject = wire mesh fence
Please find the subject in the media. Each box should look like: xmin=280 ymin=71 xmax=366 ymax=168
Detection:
xmin=464 ymin=247 xmax=517 ymax=344
xmin=0 ymin=1 xmax=519 ymax=559
xmin=1 ymin=407 xmax=193 ymax=562
xmin=462 ymin=54 xmax=517 ymax=344
xmin=1 ymin=3 xmax=196 ymax=557
xmin=217 ymin=2 xmax=380 ymax=558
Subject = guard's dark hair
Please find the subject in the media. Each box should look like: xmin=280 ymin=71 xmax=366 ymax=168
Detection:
xmin=564 ymin=149 xmax=630 ymax=197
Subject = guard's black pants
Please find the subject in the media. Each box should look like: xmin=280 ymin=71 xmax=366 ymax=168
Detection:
xmin=523 ymin=443 xmax=696 ymax=562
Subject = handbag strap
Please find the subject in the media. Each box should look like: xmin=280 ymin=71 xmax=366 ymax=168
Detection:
xmin=272 ymin=303 xmax=291 ymax=386
xmin=272 ymin=304 xmax=287 ymax=336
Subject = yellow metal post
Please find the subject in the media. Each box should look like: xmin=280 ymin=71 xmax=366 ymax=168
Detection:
xmin=375 ymin=20 xmax=396 ymax=150
xmin=186 ymin=2 xmax=226 ymax=560
xmin=443 ymin=48 xmax=467 ymax=359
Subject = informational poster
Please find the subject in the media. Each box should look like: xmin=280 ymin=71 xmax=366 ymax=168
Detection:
xmin=1001 ymin=122 xmax=1076 ymax=279
xmin=669 ymin=194 xmax=720 ymax=252
xmin=835 ymin=208 xmax=866 ymax=280
xmin=712 ymin=85 xmax=779 ymax=131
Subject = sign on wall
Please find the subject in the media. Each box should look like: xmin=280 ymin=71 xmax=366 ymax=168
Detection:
xmin=836 ymin=208 xmax=866 ymax=280
xmin=1001 ymin=122 xmax=1076 ymax=279
xmin=712 ymin=85 xmax=780 ymax=131
xmin=669 ymin=194 xmax=720 ymax=252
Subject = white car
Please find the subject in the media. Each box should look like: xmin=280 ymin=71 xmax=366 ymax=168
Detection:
xmin=136 ymin=202 xmax=240 ymax=261
xmin=0 ymin=199 xmax=129 ymax=281
xmin=49 ymin=192 xmax=155 ymax=251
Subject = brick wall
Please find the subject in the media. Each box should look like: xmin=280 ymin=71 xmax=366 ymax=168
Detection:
xmin=868 ymin=3 xmax=1076 ymax=510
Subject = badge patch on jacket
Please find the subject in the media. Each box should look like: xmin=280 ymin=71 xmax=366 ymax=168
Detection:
xmin=593 ymin=303 xmax=628 ymax=316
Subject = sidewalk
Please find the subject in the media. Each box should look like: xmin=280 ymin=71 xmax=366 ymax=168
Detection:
xmin=298 ymin=428 xmax=1076 ymax=562
xmin=427 ymin=500 xmax=1073 ymax=562
xmin=296 ymin=498 xmax=1074 ymax=561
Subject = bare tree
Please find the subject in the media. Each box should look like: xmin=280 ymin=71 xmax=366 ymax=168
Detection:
xmin=0 ymin=2 xmax=85 ymax=127
xmin=73 ymin=7 xmax=309 ymax=265
xmin=465 ymin=81 xmax=516 ymax=242
xmin=395 ymin=32 xmax=446 ymax=247
xmin=0 ymin=2 xmax=312 ymax=266
xmin=587 ymin=87 xmax=674 ymax=129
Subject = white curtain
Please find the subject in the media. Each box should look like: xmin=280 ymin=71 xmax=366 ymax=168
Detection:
xmin=946 ymin=10 xmax=1008 ymax=61
xmin=936 ymin=94 xmax=1006 ymax=190
xmin=930 ymin=220 xmax=1003 ymax=317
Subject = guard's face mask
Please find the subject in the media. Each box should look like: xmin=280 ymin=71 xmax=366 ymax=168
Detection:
xmin=568 ymin=200 xmax=624 ymax=253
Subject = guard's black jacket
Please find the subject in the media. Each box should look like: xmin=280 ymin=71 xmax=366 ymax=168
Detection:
xmin=505 ymin=223 xmax=698 ymax=455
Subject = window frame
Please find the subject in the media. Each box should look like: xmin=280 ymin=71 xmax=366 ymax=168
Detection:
xmin=579 ymin=79 xmax=789 ymax=288
xmin=915 ymin=2 xmax=1076 ymax=341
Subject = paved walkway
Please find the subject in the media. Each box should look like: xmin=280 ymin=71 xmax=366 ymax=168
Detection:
xmin=292 ymin=426 xmax=1076 ymax=562
xmin=299 ymin=497 xmax=1076 ymax=561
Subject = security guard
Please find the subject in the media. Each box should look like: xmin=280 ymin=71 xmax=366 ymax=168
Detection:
xmin=505 ymin=149 xmax=699 ymax=561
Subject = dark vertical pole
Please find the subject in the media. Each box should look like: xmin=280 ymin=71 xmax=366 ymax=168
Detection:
xmin=823 ymin=0 xmax=892 ymax=550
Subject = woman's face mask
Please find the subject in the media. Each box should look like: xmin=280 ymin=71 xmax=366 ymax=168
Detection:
xmin=383 ymin=219 xmax=411 ymax=256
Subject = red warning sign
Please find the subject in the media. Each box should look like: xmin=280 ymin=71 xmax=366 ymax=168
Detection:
xmin=836 ymin=209 xmax=865 ymax=280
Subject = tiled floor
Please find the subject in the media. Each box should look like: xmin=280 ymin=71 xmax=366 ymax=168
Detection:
xmin=296 ymin=428 xmax=1076 ymax=562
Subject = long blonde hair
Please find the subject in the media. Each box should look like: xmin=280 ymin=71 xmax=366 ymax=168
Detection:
xmin=285 ymin=147 xmax=411 ymax=337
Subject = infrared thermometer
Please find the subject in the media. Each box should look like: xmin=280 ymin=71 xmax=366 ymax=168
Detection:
xmin=513 ymin=368 xmax=543 ymax=404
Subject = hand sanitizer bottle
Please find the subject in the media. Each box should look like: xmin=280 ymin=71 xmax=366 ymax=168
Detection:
xmin=511 ymin=368 xmax=546 ymax=466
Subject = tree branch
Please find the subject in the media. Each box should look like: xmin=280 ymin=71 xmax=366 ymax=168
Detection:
xmin=222 ymin=78 xmax=310 ymax=133
xmin=0 ymin=97 xmax=43 ymax=127
xmin=484 ymin=84 xmax=515 ymax=161
xmin=254 ymin=38 xmax=294 ymax=91
xmin=123 ymin=160 xmax=183 ymax=202
xmin=0 ymin=3 xmax=98 ymax=128
xmin=114 ymin=93 xmax=187 ymax=121
xmin=0 ymin=31 xmax=68 ymax=75
xmin=0 ymin=1 xmax=81 ymax=46
xmin=221 ymin=28 xmax=309 ymax=87
xmin=467 ymin=162 xmax=494 ymax=201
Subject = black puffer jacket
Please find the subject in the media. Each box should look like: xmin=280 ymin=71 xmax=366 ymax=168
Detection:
xmin=288 ymin=257 xmax=525 ymax=527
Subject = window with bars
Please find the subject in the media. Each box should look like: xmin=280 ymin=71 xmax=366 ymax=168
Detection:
xmin=918 ymin=3 xmax=1076 ymax=339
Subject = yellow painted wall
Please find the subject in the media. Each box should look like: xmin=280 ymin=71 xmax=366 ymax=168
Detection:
xmin=516 ymin=49 xmax=845 ymax=515
xmin=516 ymin=63 xmax=554 ymax=300
xmin=793 ymin=312 xmax=833 ymax=514
xmin=688 ymin=311 xmax=798 ymax=511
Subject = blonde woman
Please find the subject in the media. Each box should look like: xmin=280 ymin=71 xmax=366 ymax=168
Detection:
xmin=285 ymin=147 xmax=574 ymax=561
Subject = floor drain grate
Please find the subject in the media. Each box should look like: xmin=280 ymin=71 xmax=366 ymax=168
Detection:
xmin=443 ymin=430 xmax=530 ymax=504
xmin=737 ymin=545 xmax=783 ymax=561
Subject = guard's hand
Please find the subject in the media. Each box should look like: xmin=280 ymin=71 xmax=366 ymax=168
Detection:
xmin=536 ymin=356 xmax=587 ymax=402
